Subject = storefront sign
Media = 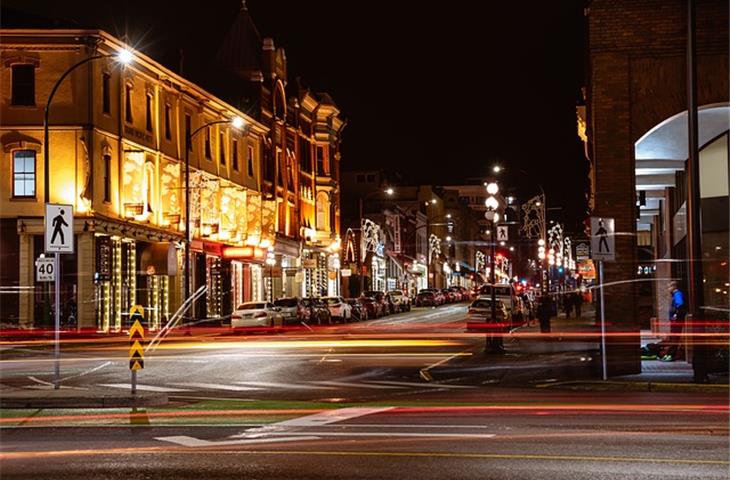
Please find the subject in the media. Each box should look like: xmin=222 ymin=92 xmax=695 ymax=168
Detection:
xmin=341 ymin=269 xmax=352 ymax=277
xmin=575 ymin=242 xmax=590 ymax=261
xmin=302 ymin=258 xmax=317 ymax=269
xmin=222 ymin=246 xmax=265 ymax=260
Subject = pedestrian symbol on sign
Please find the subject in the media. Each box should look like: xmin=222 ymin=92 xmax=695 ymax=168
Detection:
xmin=50 ymin=210 xmax=69 ymax=245
xmin=496 ymin=225 xmax=509 ymax=241
xmin=45 ymin=203 xmax=74 ymax=254
xmin=590 ymin=217 xmax=615 ymax=262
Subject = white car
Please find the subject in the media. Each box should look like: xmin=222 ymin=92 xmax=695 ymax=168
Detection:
xmin=387 ymin=290 xmax=411 ymax=312
xmin=231 ymin=302 xmax=283 ymax=330
xmin=322 ymin=296 xmax=352 ymax=322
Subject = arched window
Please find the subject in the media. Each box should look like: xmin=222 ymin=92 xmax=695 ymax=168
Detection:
xmin=316 ymin=191 xmax=329 ymax=231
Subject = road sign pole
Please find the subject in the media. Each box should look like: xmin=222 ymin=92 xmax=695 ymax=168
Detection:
xmin=53 ymin=253 xmax=61 ymax=389
xmin=598 ymin=260 xmax=607 ymax=381
xmin=131 ymin=369 xmax=137 ymax=395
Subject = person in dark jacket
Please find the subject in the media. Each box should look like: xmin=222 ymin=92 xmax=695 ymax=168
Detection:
xmin=537 ymin=294 xmax=554 ymax=333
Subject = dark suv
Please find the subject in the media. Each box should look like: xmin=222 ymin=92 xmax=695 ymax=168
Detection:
xmin=363 ymin=290 xmax=392 ymax=315
xmin=301 ymin=297 xmax=332 ymax=325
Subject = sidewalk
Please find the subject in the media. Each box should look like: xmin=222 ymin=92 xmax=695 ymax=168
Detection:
xmin=427 ymin=305 xmax=729 ymax=393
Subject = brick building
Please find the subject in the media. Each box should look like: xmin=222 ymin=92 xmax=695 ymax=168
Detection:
xmin=583 ymin=0 xmax=728 ymax=375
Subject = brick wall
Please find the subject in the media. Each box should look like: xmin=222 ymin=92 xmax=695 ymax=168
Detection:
xmin=587 ymin=0 xmax=729 ymax=375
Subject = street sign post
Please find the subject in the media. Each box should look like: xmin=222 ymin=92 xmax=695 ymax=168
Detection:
xmin=35 ymin=256 xmax=55 ymax=282
xmin=590 ymin=216 xmax=615 ymax=381
xmin=128 ymin=305 xmax=145 ymax=395
xmin=45 ymin=203 xmax=73 ymax=389
xmin=496 ymin=225 xmax=509 ymax=241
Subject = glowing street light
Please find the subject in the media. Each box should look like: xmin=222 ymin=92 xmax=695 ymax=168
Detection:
xmin=385 ymin=187 xmax=394 ymax=195
xmin=492 ymin=165 xmax=502 ymax=174
xmin=485 ymin=196 xmax=499 ymax=210
xmin=486 ymin=182 xmax=499 ymax=195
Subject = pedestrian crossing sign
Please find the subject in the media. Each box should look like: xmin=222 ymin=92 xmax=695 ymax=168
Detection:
xmin=44 ymin=203 xmax=74 ymax=254
xmin=590 ymin=217 xmax=615 ymax=262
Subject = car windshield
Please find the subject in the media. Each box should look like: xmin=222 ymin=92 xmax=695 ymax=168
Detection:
xmin=480 ymin=285 xmax=512 ymax=296
xmin=274 ymin=299 xmax=298 ymax=307
xmin=237 ymin=303 xmax=266 ymax=310
xmin=471 ymin=300 xmax=499 ymax=309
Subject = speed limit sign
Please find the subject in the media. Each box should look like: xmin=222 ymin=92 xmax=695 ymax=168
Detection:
xmin=36 ymin=256 xmax=55 ymax=282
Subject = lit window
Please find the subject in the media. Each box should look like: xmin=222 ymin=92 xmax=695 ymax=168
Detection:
xmin=13 ymin=150 xmax=36 ymax=197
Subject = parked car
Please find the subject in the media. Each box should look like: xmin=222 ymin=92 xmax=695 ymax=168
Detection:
xmin=441 ymin=289 xmax=456 ymax=303
xmin=273 ymin=297 xmax=309 ymax=324
xmin=466 ymin=298 xmax=509 ymax=331
xmin=323 ymin=296 xmax=353 ymax=322
xmin=345 ymin=298 xmax=368 ymax=321
xmin=415 ymin=291 xmax=437 ymax=307
xmin=387 ymin=290 xmax=411 ymax=312
xmin=301 ymin=297 xmax=332 ymax=325
xmin=231 ymin=302 xmax=283 ymax=330
xmin=363 ymin=290 xmax=390 ymax=316
xmin=359 ymin=296 xmax=383 ymax=318
xmin=448 ymin=286 xmax=464 ymax=302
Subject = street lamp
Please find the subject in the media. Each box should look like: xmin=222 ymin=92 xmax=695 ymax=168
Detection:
xmin=43 ymin=46 xmax=133 ymax=390
xmin=44 ymin=48 xmax=134 ymax=203
xmin=184 ymin=116 xmax=245 ymax=318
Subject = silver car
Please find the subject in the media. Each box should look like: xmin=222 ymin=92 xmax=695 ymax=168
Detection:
xmin=231 ymin=302 xmax=283 ymax=330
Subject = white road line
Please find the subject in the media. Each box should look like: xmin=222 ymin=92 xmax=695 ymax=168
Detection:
xmin=310 ymin=380 xmax=401 ymax=390
xmin=171 ymin=382 xmax=263 ymax=392
xmin=365 ymin=380 xmax=473 ymax=389
xmin=98 ymin=383 xmax=192 ymax=392
xmin=59 ymin=361 xmax=113 ymax=382
xmin=336 ymin=424 xmax=493 ymax=429
xmin=156 ymin=435 xmax=320 ymax=447
xmin=236 ymin=381 xmax=337 ymax=390
xmin=271 ymin=407 xmax=395 ymax=428
xmin=266 ymin=431 xmax=496 ymax=439
xmin=27 ymin=376 xmax=88 ymax=390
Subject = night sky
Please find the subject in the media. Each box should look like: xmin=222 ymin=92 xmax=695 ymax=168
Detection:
xmin=2 ymin=0 xmax=588 ymax=232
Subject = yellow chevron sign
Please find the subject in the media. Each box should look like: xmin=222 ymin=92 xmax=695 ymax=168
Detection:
xmin=129 ymin=305 xmax=145 ymax=370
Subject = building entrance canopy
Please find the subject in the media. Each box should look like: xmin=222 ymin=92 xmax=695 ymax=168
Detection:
xmin=634 ymin=103 xmax=730 ymax=230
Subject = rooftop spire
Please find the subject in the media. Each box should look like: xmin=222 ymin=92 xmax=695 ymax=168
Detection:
xmin=241 ymin=0 xmax=247 ymax=11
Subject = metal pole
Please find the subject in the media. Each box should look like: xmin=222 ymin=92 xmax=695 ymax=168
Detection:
xmin=184 ymin=135 xmax=191 ymax=326
xmin=53 ymin=253 xmax=61 ymax=389
xmin=686 ymin=0 xmax=706 ymax=382
xmin=490 ymin=222 xmax=496 ymax=321
xmin=359 ymin=197 xmax=364 ymax=295
xmin=426 ymin=216 xmax=431 ymax=289
xmin=599 ymin=260 xmax=607 ymax=381
xmin=131 ymin=369 xmax=137 ymax=395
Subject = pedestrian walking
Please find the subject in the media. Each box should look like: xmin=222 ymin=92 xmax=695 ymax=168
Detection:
xmin=661 ymin=281 xmax=687 ymax=361
xmin=574 ymin=290 xmax=584 ymax=318
xmin=537 ymin=294 xmax=554 ymax=333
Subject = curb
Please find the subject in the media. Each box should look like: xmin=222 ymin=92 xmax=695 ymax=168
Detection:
xmin=535 ymin=380 xmax=730 ymax=394
xmin=0 ymin=392 xmax=168 ymax=409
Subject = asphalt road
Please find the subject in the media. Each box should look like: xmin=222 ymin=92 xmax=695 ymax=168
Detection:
xmin=2 ymin=396 xmax=728 ymax=479
xmin=2 ymin=304 xmax=728 ymax=479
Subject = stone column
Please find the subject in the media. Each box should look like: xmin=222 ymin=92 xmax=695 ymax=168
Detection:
xmin=18 ymin=233 xmax=34 ymax=329
xmin=76 ymin=232 xmax=95 ymax=330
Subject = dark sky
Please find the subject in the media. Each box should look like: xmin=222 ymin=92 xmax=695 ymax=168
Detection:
xmin=2 ymin=0 xmax=588 ymax=232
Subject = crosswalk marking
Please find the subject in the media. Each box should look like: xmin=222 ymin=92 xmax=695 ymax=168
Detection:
xmin=98 ymin=383 xmax=191 ymax=393
xmin=267 ymin=407 xmax=395 ymax=428
xmin=236 ymin=381 xmax=337 ymax=390
xmin=310 ymin=380 xmax=401 ymax=389
xmin=365 ymin=380 xmax=473 ymax=389
xmin=171 ymin=382 xmax=262 ymax=391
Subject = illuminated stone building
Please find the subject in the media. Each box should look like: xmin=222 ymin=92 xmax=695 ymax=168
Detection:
xmin=207 ymin=5 xmax=345 ymax=299
xmin=0 ymin=29 xmax=270 ymax=330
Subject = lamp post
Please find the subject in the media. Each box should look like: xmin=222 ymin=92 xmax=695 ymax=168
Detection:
xmin=485 ymin=180 xmax=504 ymax=354
xmin=43 ymin=47 xmax=133 ymax=389
xmin=183 ymin=116 xmax=244 ymax=321
xmin=358 ymin=187 xmax=394 ymax=294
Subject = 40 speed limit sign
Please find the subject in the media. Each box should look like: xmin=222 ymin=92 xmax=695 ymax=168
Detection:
xmin=35 ymin=256 xmax=55 ymax=282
